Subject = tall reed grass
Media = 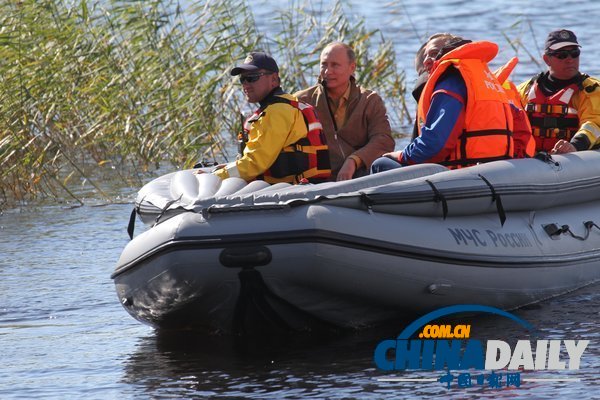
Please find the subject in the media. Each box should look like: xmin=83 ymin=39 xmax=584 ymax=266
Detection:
xmin=0 ymin=0 xmax=408 ymax=207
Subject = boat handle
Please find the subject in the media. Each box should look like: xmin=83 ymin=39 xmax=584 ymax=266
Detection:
xmin=219 ymin=246 xmax=272 ymax=268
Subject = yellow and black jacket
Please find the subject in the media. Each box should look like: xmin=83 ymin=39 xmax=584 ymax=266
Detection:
xmin=518 ymin=72 xmax=600 ymax=152
xmin=215 ymin=89 xmax=331 ymax=183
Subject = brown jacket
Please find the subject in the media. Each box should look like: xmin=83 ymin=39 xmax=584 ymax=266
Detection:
xmin=294 ymin=78 xmax=394 ymax=179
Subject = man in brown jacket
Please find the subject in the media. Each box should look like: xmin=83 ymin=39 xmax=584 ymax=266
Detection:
xmin=294 ymin=42 xmax=394 ymax=181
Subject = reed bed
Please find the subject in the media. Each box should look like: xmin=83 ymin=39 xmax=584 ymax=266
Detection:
xmin=0 ymin=0 xmax=409 ymax=207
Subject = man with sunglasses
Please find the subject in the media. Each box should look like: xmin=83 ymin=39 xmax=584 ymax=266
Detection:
xmin=208 ymin=52 xmax=330 ymax=184
xmin=518 ymin=29 xmax=600 ymax=154
xmin=294 ymin=42 xmax=394 ymax=181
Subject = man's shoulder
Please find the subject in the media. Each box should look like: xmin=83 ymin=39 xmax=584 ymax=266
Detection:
xmin=517 ymin=71 xmax=543 ymax=92
xmin=582 ymin=75 xmax=600 ymax=93
xmin=516 ymin=77 xmax=535 ymax=94
xmin=349 ymin=82 xmax=385 ymax=106
xmin=263 ymin=94 xmax=307 ymax=123
xmin=583 ymin=74 xmax=600 ymax=82
xmin=435 ymin=67 xmax=467 ymax=95
xmin=275 ymin=93 xmax=295 ymax=101
xmin=267 ymin=93 xmax=299 ymax=109
xmin=354 ymin=84 xmax=380 ymax=97
xmin=293 ymin=84 xmax=321 ymax=100
xmin=438 ymin=66 xmax=463 ymax=81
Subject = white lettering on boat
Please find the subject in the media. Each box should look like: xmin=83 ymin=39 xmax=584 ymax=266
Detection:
xmin=448 ymin=228 xmax=532 ymax=248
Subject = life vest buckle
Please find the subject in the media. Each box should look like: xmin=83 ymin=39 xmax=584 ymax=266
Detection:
xmin=543 ymin=116 xmax=558 ymax=128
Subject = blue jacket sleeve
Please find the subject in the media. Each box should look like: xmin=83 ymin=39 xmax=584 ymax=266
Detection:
xmin=402 ymin=71 xmax=467 ymax=164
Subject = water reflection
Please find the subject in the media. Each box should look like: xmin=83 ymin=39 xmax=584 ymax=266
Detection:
xmin=122 ymin=284 xmax=599 ymax=399
xmin=123 ymin=322 xmax=407 ymax=398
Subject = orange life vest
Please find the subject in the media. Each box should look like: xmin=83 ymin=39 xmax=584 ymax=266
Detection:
xmin=240 ymin=97 xmax=331 ymax=184
xmin=524 ymin=74 xmax=583 ymax=152
xmin=417 ymin=41 xmax=514 ymax=168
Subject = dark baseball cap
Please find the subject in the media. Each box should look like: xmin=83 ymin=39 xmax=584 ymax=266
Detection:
xmin=435 ymin=38 xmax=472 ymax=60
xmin=230 ymin=52 xmax=279 ymax=76
xmin=545 ymin=29 xmax=580 ymax=51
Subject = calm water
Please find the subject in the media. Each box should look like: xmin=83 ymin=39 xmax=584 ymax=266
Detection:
xmin=2 ymin=1 xmax=600 ymax=398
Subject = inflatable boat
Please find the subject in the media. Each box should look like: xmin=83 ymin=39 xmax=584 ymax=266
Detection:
xmin=112 ymin=151 xmax=600 ymax=334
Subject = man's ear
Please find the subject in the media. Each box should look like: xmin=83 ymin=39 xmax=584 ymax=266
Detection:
xmin=542 ymin=54 xmax=551 ymax=67
xmin=271 ymin=73 xmax=280 ymax=86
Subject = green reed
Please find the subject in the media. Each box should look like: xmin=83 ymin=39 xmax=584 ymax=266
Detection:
xmin=0 ymin=0 xmax=408 ymax=207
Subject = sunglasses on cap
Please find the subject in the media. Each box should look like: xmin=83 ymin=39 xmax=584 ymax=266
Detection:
xmin=239 ymin=72 xmax=273 ymax=84
xmin=548 ymin=48 xmax=580 ymax=60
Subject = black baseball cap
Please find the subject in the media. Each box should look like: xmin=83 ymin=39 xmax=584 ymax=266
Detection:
xmin=545 ymin=29 xmax=580 ymax=51
xmin=230 ymin=52 xmax=279 ymax=76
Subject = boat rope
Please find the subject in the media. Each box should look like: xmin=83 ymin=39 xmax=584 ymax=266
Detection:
xmin=543 ymin=221 xmax=600 ymax=240
xmin=534 ymin=151 xmax=561 ymax=169
xmin=565 ymin=220 xmax=600 ymax=240
xmin=360 ymin=192 xmax=374 ymax=214
xmin=478 ymin=174 xmax=507 ymax=226
xmin=127 ymin=206 xmax=138 ymax=240
xmin=425 ymin=179 xmax=448 ymax=219
xmin=192 ymin=160 xmax=220 ymax=168
xmin=204 ymin=203 xmax=290 ymax=218
xmin=128 ymin=194 xmax=186 ymax=239
xmin=153 ymin=194 xmax=184 ymax=227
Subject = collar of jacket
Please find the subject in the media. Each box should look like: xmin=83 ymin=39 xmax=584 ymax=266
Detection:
xmin=319 ymin=76 xmax=361 ymax=107
xmin=259 ymin=87 xmax=285 ymax=108
xmin=537 ymin=71 xmax=587 ymax=94
xmin=412 ymin=72 xmax=428 ymax=101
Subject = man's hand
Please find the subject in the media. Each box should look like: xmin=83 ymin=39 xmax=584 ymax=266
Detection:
xmin=336 ymin=158 xmax=357 ymax=181
xmin=382 ymin=151 xmax=402 ymax=160
xmin=550 ymin=139 xmax=576 ymax=154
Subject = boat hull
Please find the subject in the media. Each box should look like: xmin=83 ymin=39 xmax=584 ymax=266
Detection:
xmin=114 ymin=198 xmax=600 ymax=333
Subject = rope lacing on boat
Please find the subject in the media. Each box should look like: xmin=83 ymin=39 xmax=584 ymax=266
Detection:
xmin=478 ymin=174 xmax=506 ymax=226
xmin=425 ymin=179 xmax=448 ymax=219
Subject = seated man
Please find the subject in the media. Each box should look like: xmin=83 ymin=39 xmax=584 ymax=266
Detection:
xmin=517 ymin=29 xmax=600 ymax=154
xmin=294 ymin=42 xmax=394 ymax=181
xmin=206 ymin=52 xmax=331 ymax=184
xmin=371 ymin=39 xmax=514 ymax=172
xmin=410 ymin=33 xmax=461 ymax=141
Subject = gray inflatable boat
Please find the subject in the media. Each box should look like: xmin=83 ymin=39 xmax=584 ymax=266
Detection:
xmin=112 ymin=151 xmax=600 ymax=334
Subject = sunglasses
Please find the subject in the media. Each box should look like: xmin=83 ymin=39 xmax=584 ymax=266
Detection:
xmin=548 ymin=48 xmax=580 ymax=60
xmin=239 ymin=72 xmax=273 ymax=84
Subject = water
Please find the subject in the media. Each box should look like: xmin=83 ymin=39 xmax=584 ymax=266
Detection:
xmin=2 ymin=1 xmax=600 ymax=398
xmin=255 ymin=0 xmax=600 ymax=127
xmin=1 ymin=201 xmax=598 ymax=399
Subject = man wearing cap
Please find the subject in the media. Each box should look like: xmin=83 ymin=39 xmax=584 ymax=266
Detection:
xmin=294 ymin=42 xmax=394 ymax=181
xmin=517 ymin=29 xmax=600 ymax=154
xmin=207 ymin=52 xmax=330 ymax=184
